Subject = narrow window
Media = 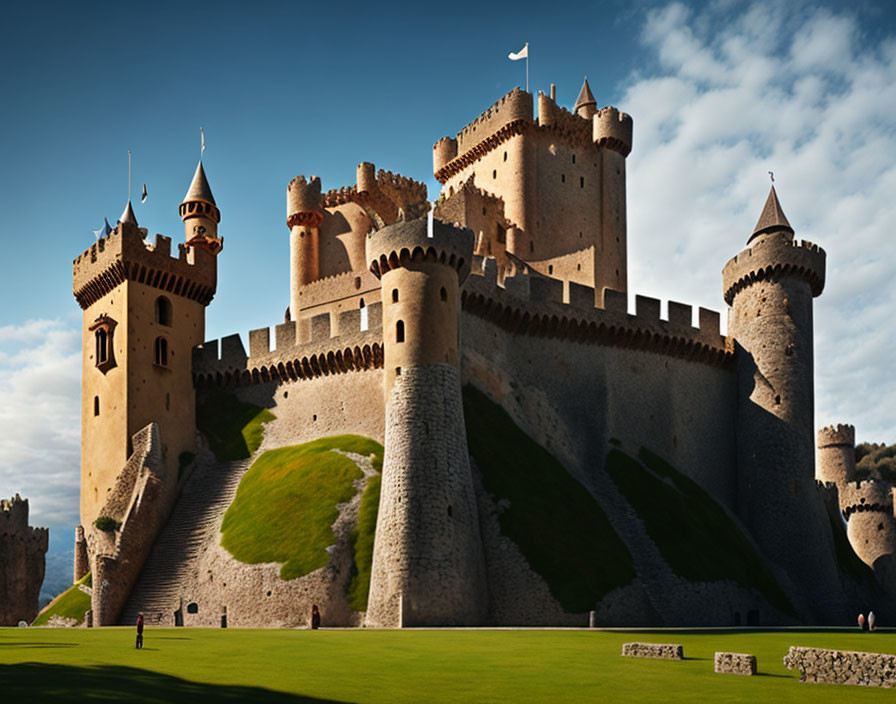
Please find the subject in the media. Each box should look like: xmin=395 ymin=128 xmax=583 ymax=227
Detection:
xmin=580 ymin=177 xmax=585 ymax=188
xmin=155 ymin=296 xmax=172 ymax=326
xmin=503 ymin=151 xmax=507 ymax=162
xmin=396 ymin=320 xmax=405 ymax=343
xmin=440 ymin=287 xmax=448 ymax=302
xmin=549 ymin=265 xmax=554 ymax=275
xmin=359 ymin=298 xmax=368 ymax=331
xmin=572 ymin=154 xmax=576 ymax=164
xmin=154 ymin=337 xmax=168 ymax=366
xmin=95 ymin=328 xmax=108 ymax=364
xmin=395 ymin=366 xmax=402 ymax=376
xmin=529 ymin=241 xmax=534 ymax=253
xmin=392 ymin=289 xmax=399 ymax=303
xmin=492 ymin=170 xmax=496 ymax=179
xmin=94 ymin=396 xmax=100 ymax=416
xmin=561 ymin=174 xmax=565 ymax=183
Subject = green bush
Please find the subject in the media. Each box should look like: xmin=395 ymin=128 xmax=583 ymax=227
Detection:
xmin=855 ymin=441 xmax=896 ymax=482
xmin=94 ymin=516 xmax=120 ymax=532
xmin=605 ymin=446 xmax=795 ymax=617
xmin=463 ymin=385 xmax=635 ymax=612
xmin=197 ymin=393 xmax=275 ymax=461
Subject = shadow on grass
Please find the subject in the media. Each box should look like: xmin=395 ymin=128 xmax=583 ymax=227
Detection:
xmin=0 ymin=664 xmax=351 ymax=703
xmin=0 ymin=642 xmax=79 ymax=648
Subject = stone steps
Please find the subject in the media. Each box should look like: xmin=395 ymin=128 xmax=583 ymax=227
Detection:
xmin=118 ymin=455 xmax=251 ymax=625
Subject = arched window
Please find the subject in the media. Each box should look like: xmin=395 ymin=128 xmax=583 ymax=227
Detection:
xmin=392 ymin=289 xmax=399 ymax=303
xmin=155 ymin=297 xmax=172 ymax=326
xmin=95 ymin=328 xmax=108 ymax=364
xmin=94 ymin=396 xmax=100 ymax=416
xmin=359 ymin=298 xmax=368 ymax=331
xmin=90 ymin=315 xmax=117 ymax=373
xmin=396 ymin=320 xmax=405 ymax=343
xmin=440 ymin=287 xmax=448 ymax=302
xmin=154 ymin=337 xmax=169 ymax=366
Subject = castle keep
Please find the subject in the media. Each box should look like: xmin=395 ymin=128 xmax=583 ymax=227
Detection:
xmin=71 ymin=78 xmax=896 ymax=628
xmin=0 ymin=495 xmax=48 ymax=626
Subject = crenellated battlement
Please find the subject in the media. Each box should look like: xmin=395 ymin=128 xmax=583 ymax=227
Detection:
xmin=537 ymin=92 xmax=594 ymax=147
xmin=192 ymin=301 xmax=385 ymax=388
xmin=454 ymin=87 xmax=534 ymax=155
xmin=462 ymin=256 xmax=730 ymax=366
xmin=0 ymin=495 xmax=47 ymax=543
xmin=722 ymin=233 xmax=825 ymax=305
xmin=73 ymin=221 xmax=217 ymax=309
xmin=818 ymin=424 xmax=856 ymax=448
xmin=316 ymin=166 xmax=428 ymax=227
xmin=594 ymin=106 xmax=633 ymax=157
xmin=839 ymin=480 xmax=896 ymax=519
xmin=286 ymin=175 xmax=323 ymax=227
xmin=367 ymin=218 xmax=474 ymax=282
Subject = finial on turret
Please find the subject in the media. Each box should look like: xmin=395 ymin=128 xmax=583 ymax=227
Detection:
xmin=118 ymin=200 xmax=138 ymax=226
xmin=575 ymin=77 xmax=597 ymax=119
xmin=748 ymin=185 xmax=793 ymax=244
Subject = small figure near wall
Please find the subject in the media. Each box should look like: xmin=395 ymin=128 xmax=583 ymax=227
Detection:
xmin=136 ymin=612 xmax=144 ymax=649
xmin=868 ymin=611 xmax=876 ymax=631
xmin=311 ymin=604 xmax=321 ymax=630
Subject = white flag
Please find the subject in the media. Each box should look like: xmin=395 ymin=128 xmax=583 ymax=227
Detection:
xmin=509 ymin=43 xmax=528 ymax=61
xmin=200 ymin=126 xmax=206 ymax=153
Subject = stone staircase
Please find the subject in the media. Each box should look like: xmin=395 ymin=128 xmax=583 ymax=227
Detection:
xmin=118 ymin=455 xmax=252 ymax=625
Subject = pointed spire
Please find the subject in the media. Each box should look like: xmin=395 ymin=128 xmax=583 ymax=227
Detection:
xmin=118 ymin=200 xmax=138 ymax=226
xmin=183 ymin=161 xmax=216 ymax=206
xmin=749 ymin=186 xmax=793 ymax=243
xmin=575 ymin=77 xmax=596 ymax=113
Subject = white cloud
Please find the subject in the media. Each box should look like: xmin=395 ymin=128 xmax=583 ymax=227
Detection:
xmin=0 ymin=317 xmax=81 ymax=528
xmin=623 ymin=1 xmax=896 ymax=441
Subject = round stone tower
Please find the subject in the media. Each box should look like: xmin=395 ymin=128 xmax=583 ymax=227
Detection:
xmin=723 ymin=186 xmax=841 ymax=613
xmin=364 ymin=216 xmax=487 ymax=627
xmin=816 ymin=424 xmax=856 ymax=485
xmin=286 ymin=175 xmax=324 ymax=317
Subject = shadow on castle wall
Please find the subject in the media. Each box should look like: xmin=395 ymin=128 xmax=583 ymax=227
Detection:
xmin=0 ymin=663 xmax=347 ymax=704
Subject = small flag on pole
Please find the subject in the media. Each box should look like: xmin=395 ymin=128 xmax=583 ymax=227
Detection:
xmin=92 ymin=217 xmax=113 ymax=239
xmin=201 ymin=126 xmax=206 ymax=155
xmin=508 ymin=43 xmax=528 ymax=61
xmin=141 ymin=183 xmax=148 ymax=203
xmin=508 ymin=43 xmax=529 ymax=92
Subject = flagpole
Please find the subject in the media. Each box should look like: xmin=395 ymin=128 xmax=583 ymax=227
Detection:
xmin=526 ymin=54 xmax=529 ymax=92
xmin=128 ymin=151 xmax=132 ymax=202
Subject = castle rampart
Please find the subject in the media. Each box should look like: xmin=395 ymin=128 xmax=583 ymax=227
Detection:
xmin=722 ymin=235 xmax=825 ymax=305
xmin=455 ymin=87 xmax=534 ymax=156
xmin=817 ymin=424 xmax=857 ymax=485
xmin=593 ymin=107 xmax=634 ymax=157
xmin=73 ymin=222 xmax=217 ymax=309
xmin=0 ymin=495 xmax=48 ymax=626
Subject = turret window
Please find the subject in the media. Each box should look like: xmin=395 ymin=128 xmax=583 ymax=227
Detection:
xmin=392 ymin=289 xmax=399 ymax=303
xmin=89 ymin=315 xmax=117 ymax=374
xmin=396 ymin=320 xmax=405 ymax=343
xmin=440 ymin=287 xmax=448 ymax=302
xmin=155 ymin=296 xmax=173 ymax=326
xmin=94 ymin=396 xmax=100 ymax=416
xmin=154 ymin=337 xmax=169 ymax=367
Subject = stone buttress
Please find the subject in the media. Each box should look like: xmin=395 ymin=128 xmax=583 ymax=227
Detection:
xmin=364 ymin=217 xmax=488 ymax=626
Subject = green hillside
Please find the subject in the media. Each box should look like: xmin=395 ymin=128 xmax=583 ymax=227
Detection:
xmin=33 ymin=572 xmax=92 ymax=627
xmin=606 ymin=447 xmax=794 ymax=617
xmin=197 ymin=392 xmax=276 ymax=461
xmin=463 ymin=385 xmax=635 ymax=612
xmin=221 ymin=436 xmax=384 ymax=587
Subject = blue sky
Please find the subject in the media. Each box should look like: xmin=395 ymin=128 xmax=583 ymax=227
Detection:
xmin=2 ymin=0 xmax=896 ymax=596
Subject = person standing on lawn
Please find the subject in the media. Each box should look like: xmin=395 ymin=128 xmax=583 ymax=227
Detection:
xmin=136 ymin=612 xmax=144 ymax=649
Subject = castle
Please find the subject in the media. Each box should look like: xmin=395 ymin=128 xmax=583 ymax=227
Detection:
xmin=0 ymin=495 xmax=48 ymax=626
xmin=70 ymin=78 xmax=896 ymax=627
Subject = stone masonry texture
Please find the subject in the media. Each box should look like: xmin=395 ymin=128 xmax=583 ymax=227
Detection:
xmin=783 ymin=646 xmax=896 ymax=687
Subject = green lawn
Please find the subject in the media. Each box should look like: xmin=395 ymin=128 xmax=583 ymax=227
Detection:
xmin=2 ymin=627 xmax=894 ymax=702
xmin=463 ymin=385 xmax=635 ymax=612
xmin=32 ymin=572 xmax=92 ymax=627
xmin=221 ymin=436 xmax=383 ymax=582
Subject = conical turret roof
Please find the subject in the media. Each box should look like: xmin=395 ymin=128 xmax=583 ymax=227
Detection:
xmin=118 ymin=200 xmax=138 ymax=226
xmin=575 ymin=77 xmax=596 ymax=112
xmin=749 ymin=186 xmax=793 ymax=243
xmin=183 ymin=161 xmax=216 ymax=205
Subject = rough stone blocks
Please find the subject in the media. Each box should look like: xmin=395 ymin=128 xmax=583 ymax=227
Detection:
xmin=783 ymin=646 xmax=896 ymax=688
xmin=714 ymin=652 xmax=757 ymax=676
xmin=621 ymin=642 xmax=683 ymax=660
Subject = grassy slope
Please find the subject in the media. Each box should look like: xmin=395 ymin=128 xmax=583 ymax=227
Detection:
xmin=2 ymin=627 xmax=895 ymax=703
xmin=221 ymin=436 xmax=383 ymax=583
xmin=197 ymin=392 xmax=276 ymax=461
xmin=347 ymin=474 xmax=382 ymax=611
xmin=32 ymin=572 xmax=92 ymax=626
xmin=606 ymin=447 xmax=794 ymax=617
xmin=462 ymin=385 xmax=635 ymax=612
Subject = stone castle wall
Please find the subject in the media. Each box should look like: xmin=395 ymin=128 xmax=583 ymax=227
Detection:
xmin=0 ymin=496 xmax=48 ymax=626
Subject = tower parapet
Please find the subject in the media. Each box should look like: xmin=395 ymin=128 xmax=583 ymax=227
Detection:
xmin=365 ymin=217 xmax=487 ymax=627
xmin=817 ymin=424 xmax=856 ymax=485
xmin=593 ymin=106 xmax=633 ymax=157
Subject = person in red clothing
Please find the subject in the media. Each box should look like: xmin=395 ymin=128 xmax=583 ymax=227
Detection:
xmin=136 ymin=612 xmax=144 ymax=649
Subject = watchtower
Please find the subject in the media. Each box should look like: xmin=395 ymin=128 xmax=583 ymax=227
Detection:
xmin=73 ymin=163 xmax=221 ymax=539
xmin=723 ymin=186 xmax=840 ymax=610
xmin=364 ymin=216 xmax=487 ymax=627
xmin=286 ymin=174 xmax=324 ymax=317
xmin=816 ymin=424 xmax=857 ymax=485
